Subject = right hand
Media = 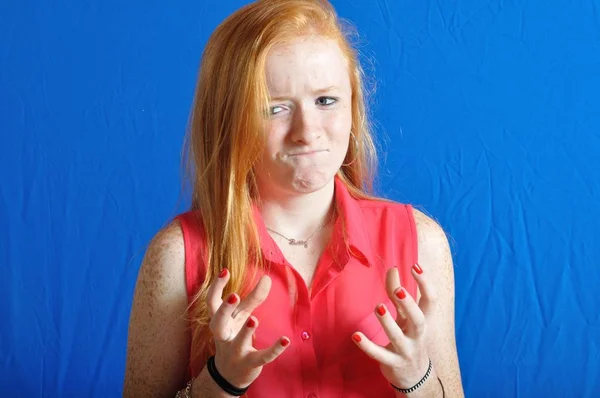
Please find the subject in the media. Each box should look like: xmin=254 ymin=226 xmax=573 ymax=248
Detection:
xmin=207 ymin=268 xmax=291 ymax=388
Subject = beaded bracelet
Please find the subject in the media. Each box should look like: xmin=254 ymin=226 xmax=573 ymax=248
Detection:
xmin=390 ymin=359 xmax=438 ymax=394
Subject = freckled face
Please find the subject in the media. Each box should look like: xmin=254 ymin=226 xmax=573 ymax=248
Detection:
xmin=254 ymin=36 xmax=353 ymax=195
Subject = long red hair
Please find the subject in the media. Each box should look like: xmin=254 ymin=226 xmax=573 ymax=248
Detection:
xmin=182 ymin=0 xmax=378 ymax=367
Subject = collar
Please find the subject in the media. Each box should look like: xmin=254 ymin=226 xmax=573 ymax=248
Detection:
xmin=331 ymin=175 xmax=377 ymax=268
xmin=253 ymin=176 xmax=377 ymax=268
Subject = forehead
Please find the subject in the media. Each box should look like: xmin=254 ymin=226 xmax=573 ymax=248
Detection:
xmin=265 ymin=36 xmax=350 ymax=95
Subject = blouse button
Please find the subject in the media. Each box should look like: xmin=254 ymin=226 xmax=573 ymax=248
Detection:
xmin=301 ymin=331 xmax=311 ymax=340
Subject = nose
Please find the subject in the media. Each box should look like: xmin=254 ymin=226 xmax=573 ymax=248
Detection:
xmin=289 ymin=105 xmax=321 ymax=144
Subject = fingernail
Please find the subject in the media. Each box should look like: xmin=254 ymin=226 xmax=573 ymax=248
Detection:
xmin=246 ymin=318 xmax=256 ymax=328
xmin=280 ymin=337 xmax=290 ymax=347
xmin=413 ymin=264 xmax=423 ymax=274
xmin=227 ymin=294 xmax=238 ymax=304
xmin=376 ymin=304 xmax=386 ymax=316
xmin=352 ymin=333 xmax=362 ymax=343
xmin=219 ymin=268 xmax=228 ymax=278
xmin=395 ymin=288 xmax=407 ymax=300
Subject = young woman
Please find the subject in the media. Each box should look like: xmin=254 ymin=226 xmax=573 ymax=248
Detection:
xmin=124 ymin=1 xmax=464 ymax=397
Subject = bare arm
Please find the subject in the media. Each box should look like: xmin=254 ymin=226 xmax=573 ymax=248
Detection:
xmin=123 ymin=219 xmax=286 ymax=397
xmin=123 ymin=220 xmax=229 ymax=397
xmin=413 ymin=208 xmax=465 ymax=397
xmin=123 ymin=220 xmax=189 ymax=396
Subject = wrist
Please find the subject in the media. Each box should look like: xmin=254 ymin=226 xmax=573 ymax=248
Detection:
xmin=391 ymin=358 xmax=432 ymax=393
xmin=391 ymin=356 xmax=432 ymax=390
xmin=191 ymin=366 xmax=237 ymax=398
xmin=206 ymin=356 xmax=250 ymax=396
xmin=391 ymin=363 xmax=445 ymax=398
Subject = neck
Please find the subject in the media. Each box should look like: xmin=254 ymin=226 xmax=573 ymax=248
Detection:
xmin=257 ymin=179 xmax=336 ymax=240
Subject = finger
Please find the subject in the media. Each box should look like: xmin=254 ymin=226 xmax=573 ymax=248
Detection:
xmin=393 ymin=287 xmax=426 ymax=338
xmin=231 ymin=316 xmax=259 ymax=354
xmin=351 ymin=331 xmax=396 ymax=367
xmin=207 ymin=268 xmax=230 ymax=316
xmin=246 ymin=336 xmax=291 ymax=367
xmin=396 ymin=311 xmax=410 ymax=334
xmin=232 ymin=275 xmax=272 ymax=319
xmin=374 ymin=304 xmax=408 ymax=353
xmin=385 ymin=267 xmax=401 ymax=304
xmin=385 ymin=267 xmax=408 ymax=318
xmin=411 ymin=263 xmax=437 ymax=315
xmin=210 ymin=293 xmax=240 ymax=341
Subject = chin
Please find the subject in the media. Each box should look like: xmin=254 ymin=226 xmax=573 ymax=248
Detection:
xmin=289 ymin=169 xmax=337 ymax=193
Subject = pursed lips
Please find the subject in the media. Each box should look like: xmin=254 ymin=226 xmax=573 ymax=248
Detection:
xmin=288 ymin=149 xmax=328 ymax=157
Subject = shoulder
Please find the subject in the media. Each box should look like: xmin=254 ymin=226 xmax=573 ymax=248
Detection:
xmin=131 ymin=217 xmax=194 ymax=309
xmin=411 ymin=207 xmax=454 ymax=296
xmin=140 ymin=219 xmax=185 ymax=283
xmin=411 ymin=207 xmax=450 ymax=252
xmin=151 ymin=218 xmax=185 ymax=252
xmin=131 ymin=218 xmax=187 ymax=322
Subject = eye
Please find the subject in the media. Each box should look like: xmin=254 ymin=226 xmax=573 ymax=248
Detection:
xmin=269 ymin=105 xmax=285 ymax=115
xmin=316 ymin=97 xmax=337 ymax=106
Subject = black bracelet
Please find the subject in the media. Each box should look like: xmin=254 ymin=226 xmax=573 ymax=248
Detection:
xmin=206 ymin=356 xmax=249 ymax=396
xmin=391 ymin=358 xmax=433 ymax=394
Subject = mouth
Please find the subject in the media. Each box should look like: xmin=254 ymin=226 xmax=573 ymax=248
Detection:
xmin=288 ymin=149 xmax=328 ymax=157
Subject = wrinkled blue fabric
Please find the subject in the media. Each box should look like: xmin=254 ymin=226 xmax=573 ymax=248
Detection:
xmin=1 ymin=0 xmax=598 ymax=396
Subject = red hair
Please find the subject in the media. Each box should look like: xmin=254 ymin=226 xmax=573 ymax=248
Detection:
xmin=182 ymin=0 xmax=377 ymax=367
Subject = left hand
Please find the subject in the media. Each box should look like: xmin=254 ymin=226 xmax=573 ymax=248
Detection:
xmin=352 ymin=264 xmax=437 ymax=389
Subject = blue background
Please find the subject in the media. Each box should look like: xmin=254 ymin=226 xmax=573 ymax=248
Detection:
xmin=1 ymin=0 xmax=599 ymax=396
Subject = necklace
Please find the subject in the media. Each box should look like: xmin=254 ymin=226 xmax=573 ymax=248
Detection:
xmin=266 ymin=209 xmax=335 ymax=249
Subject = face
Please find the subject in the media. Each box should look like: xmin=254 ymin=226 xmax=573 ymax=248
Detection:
xmin=254 ymin=35 xmax=353 ymax=196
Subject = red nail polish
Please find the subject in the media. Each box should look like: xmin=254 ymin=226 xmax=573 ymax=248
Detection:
xmin=395 ymin=288 xmax=407 ymax=300
xmin=376 ymin=304 xmax=386 ymax=316
xmin=352 ymin=333 xmax=362 ymax=343
xmin=413 ymin=264 xmax=423 ymax=274
xmin=219 ymin=268 xmax=228 ymax=278
xmin=246 ymin=318 xmax=256 ymax=328
xmin=227 ymin=294 xmax=238 ymax=304
xmin=280 ymin=337 xmax=290 ymax=347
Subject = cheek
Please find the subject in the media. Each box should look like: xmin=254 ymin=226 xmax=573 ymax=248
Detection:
xmin=327 ymin=112 xmax=352 ymax=143
xmin=328 ymin=100 xmax=352 ymax=129
xmin=261 ymin=124 xmax=286 ymax=159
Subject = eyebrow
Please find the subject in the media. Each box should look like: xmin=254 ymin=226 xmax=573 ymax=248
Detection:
xmin=269 ymin=85 xmax=339 ymax=102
